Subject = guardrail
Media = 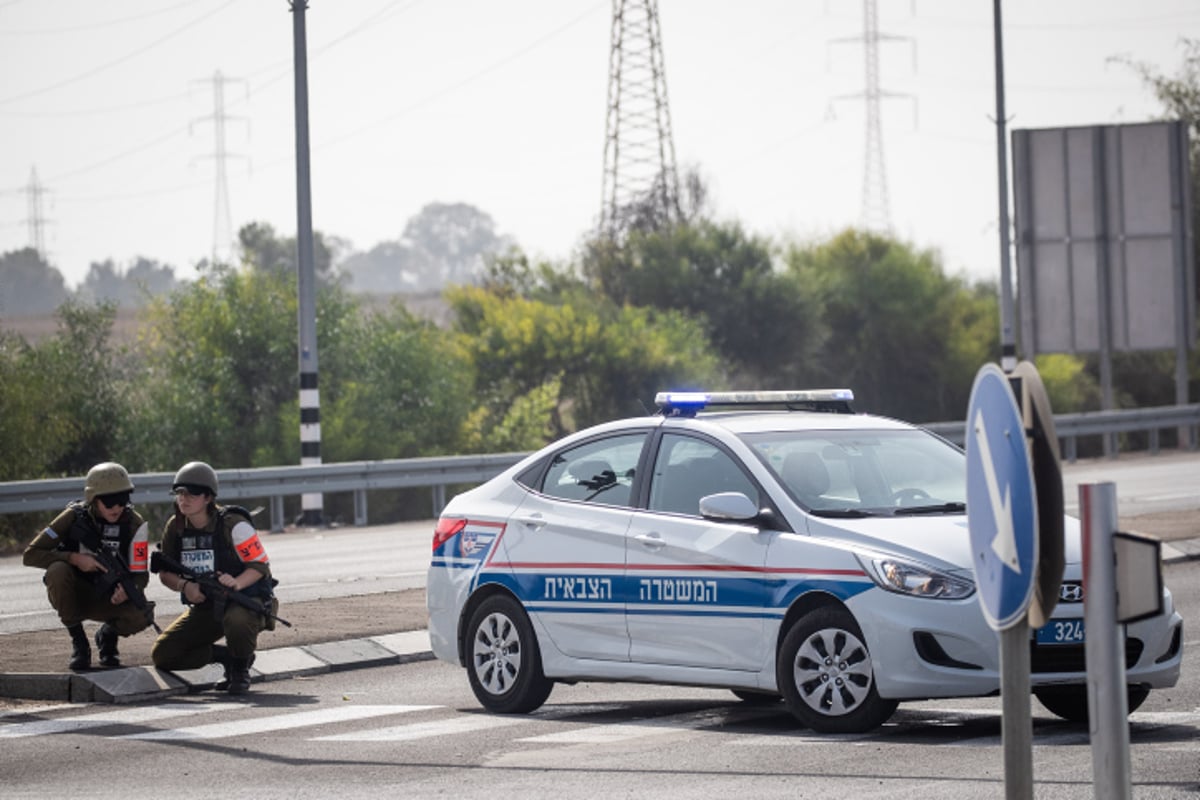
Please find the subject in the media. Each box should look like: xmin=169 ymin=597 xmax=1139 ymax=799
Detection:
xmin=2 ymin=404 xmax=1197 ymax=531
xmin=923 ymin=403 xmax=1200 ymax=461
xmin=0 ymin=452 xmax=527 ymax=532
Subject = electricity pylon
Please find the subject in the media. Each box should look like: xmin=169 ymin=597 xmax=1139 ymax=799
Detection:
xmin=600 ymin=0 xmax=680 ymax=235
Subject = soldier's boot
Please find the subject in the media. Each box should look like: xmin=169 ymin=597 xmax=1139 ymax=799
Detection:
xmin=67 ymin=623 xmax=91 ymax=671
xmin=94 ymin=623 xmax=121 ymax=668
xmin=211 ymin=646 xmax=256 ymax=691
xmin=211 ymin=644 xmax=234 ymax=690
xmin=225 ymin=657 xmax=253 ymax=695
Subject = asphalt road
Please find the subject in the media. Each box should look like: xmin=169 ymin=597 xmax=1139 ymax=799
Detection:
xmin=2 ymin=553 xmax=1197 ymax=798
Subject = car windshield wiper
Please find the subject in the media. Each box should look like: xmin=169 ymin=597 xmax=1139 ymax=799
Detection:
xmin=892 ymin=502 xmax=967 ymax=516
xmin=809 ymin=508 xmax=879 ymax=518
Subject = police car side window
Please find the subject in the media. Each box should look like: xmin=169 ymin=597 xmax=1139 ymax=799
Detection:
xmin=648 ymin=434 xmax=757 ymax=516
xmin=538 ymin=433 xmax=645 ymax=507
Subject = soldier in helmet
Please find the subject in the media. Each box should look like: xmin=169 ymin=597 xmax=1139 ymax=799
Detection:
xmin=151 ymin=461 xmax=276 ymax=695
xmin=23 ymin=462 xmax=154 ymax=670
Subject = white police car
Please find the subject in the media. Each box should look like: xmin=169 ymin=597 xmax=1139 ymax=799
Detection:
xmin=426 ymin=390 xmax=1183 ymax=733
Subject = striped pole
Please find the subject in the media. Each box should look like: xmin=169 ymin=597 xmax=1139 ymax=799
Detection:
xmin=292 ymin=1 xmax=322 ymax=527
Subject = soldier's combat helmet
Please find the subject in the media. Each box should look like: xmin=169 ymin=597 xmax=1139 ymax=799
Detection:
xmin=84 ymin=462 xmax=135 ymax=503
xmin=172 ymin=461 xmax=219 ymax=497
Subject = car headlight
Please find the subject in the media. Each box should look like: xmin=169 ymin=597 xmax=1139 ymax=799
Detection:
xmin=857 ymin=554 xmax=975 ymax=600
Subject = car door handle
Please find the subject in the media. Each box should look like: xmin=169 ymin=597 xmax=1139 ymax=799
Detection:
xmin=635 ymin=532 xmax=665 ymax=549
xmin=514 ymin=514 xmax=547 ymax=531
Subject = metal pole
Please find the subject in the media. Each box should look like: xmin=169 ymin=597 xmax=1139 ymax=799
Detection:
xmin=993 ymin=0 xmax=1017 ymax=372
xmin=291 ymin=1 xmax=323 ymax=527
xmin=999 ymin=623 xmax=1033 ymax=799
xmin=1080 ymin=482 xmax=1131 ymax=799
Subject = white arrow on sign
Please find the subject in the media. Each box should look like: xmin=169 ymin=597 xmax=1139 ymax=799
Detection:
xmin=972 ymin=408 xmax=1020 ymax=573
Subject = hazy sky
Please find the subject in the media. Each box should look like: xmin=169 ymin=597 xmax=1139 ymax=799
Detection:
xmin=1 ymin=0 xmax=1197 ymax=291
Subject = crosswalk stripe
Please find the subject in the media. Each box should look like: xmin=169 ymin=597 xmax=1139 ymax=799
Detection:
xmin=312 ymin=703 xmax=625 ymax=742
xmin=517 ymin=707 xmax=768 ymax=744
xmin=0 ymin=703 xmax=241 ymax=739
xmin=314 ymin=713 xmax=521 ymax=741
xmin=122 ymin=704 xmax=439 ymax=741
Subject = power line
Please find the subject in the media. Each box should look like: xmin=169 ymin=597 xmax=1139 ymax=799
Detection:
xmin=0 ymin=0 xmax=238 ymax=107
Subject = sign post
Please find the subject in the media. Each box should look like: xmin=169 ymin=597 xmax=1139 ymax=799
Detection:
xmin=966 ymin=363 xmax=1039 ymax=800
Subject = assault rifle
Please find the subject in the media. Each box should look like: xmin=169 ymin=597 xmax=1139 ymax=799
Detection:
xmin=92 ymin=547 xmax=162 ymax=634
xmin=150 ymin=550 xmax=291 ymax=628
xmin=66 ymin=513 xmax=160 ymax=634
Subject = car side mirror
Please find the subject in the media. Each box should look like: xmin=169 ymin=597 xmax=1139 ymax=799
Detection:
xmin=699 ymin=491 xmax=760 ymax=522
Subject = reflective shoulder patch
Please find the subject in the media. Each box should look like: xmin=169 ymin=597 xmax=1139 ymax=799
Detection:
xmin=230 ymin=519 xmax=269 ymax=564
xmin=42 ymin=526 xmax=58 ymax=540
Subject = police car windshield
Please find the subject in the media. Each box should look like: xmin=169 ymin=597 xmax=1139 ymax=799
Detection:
xmin=742 ymin=428 xmax=967 ymax=515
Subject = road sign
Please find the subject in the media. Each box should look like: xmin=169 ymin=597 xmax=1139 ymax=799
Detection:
xmin=966 ymin=363 xmax=1039 ymax=631
xmin=1009 ymin=360 xmax=1064 ymax=628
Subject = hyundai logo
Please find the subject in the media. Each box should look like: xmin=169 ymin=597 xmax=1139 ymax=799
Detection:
xmin=1059 ymin=582 xmax=1084 ymax=603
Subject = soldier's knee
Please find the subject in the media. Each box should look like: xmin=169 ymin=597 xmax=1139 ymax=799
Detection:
xmin=43 ymin=560 xmax=75 ymax=588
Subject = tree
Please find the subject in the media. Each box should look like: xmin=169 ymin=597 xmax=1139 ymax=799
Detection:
xmin=0 ymin=248 xmax=70 ymax=317
xmin=0 ymin=301 xmax=130 ymax=479
xmin=447 ymin=274 xmax=721 ymax=444
xmin=128 ymin=265 xmax=355 ymax=470
xmin=403 ymin=202 xmax=513 ymax=289
xmin=77 ymin=257 xmax=178 ymax=307
xmin=237 ymin=222 xmax=347 ymax=286
xmin=582 ymin=219 xmax=825 ymax=389
xmin=317 ymin=302 xmax=475 ymax=461
xmin=784 ymin=230 xmax=997 ymax=422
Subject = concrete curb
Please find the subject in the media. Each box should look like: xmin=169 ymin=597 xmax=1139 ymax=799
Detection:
xmin=0 ymin=630 xmax=435 ymax=704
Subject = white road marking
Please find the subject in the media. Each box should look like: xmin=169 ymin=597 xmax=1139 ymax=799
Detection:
xmin=121 ymin=704 xmax=438 ymax=740
xmin=314 ymin=713 xmax=520 ymax=742
xmin=0 ymin=703 xmax=240 ymax=738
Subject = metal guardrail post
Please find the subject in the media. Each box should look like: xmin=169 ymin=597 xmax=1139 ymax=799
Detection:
xmin=270 ymin=496 xmax=285 ymax=533
xmin=432 ymin=485 xmax=446 ymax=516
xmin=354 ymin=489 xmax=368 ymax=527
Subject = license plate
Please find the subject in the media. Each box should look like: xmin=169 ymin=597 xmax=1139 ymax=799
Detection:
xmin=1036 ymin=618 xmax=1085 ymax=645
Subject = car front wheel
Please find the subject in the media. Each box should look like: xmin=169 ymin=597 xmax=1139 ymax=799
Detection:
xmin=1034 ymin=684 xmax=1150 ymax=723
xmin=777 ymin=605 xmax=898 ymax=733
xmin=465 ymin=594 xmax=553 ymax=714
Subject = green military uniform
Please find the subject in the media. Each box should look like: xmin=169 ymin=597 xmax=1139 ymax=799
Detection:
xmin=23 ymin=503 xmax=153 ymax=636
xmin=23 ymin=461 xmax=151 ymax=670
xmin=150 ymin=506 xmax=275 ymax=673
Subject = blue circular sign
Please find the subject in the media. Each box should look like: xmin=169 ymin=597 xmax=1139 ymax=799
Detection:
xmin=965 ymin=364 xmax=1038 ymax=630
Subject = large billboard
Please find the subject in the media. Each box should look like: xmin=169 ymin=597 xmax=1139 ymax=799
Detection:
xmin=1012 ymin=121 xmax=1194 ymax=356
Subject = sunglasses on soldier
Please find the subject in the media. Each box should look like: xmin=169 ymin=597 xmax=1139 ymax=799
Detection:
xmin=96 ymin=491 xmax=131 ymax=509
xmin=171 ymin=484 xmax=210 ymax=498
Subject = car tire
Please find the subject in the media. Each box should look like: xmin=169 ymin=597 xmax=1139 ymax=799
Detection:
xmin=1034 ymin=684 xmax=1150 ymax=723
xmin=465 ymin=594 xmax=553 ymax=714
xmin=776 ymin=605 xmax=898 ymax=733
xmin=731 ymin=689 xmax=782 ymax=705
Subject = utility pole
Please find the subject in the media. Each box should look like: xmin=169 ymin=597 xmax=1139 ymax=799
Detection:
xmin=600 ymin=0 xmax=680 ymax=235
xmin=993 ymin=0 xmax=1017 ymax=371
xmin=290 ymin=1 xmax=323 ymax=528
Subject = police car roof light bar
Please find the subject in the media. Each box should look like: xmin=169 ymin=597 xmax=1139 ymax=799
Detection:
xmin=654 ymin=389 xmax=856 ymax=417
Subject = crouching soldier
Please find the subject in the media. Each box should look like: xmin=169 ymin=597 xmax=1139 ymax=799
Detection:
xmin=151 ymin=461 xmax=277 ymax=695
xmin=23 ymin=462 xmax=155 ymax=670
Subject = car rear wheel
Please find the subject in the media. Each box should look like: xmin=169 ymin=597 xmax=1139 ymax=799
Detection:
xmin=466 ymin=594 xmax=553 ymax=714
xmin=1034 ymin=684 xmax=1150 ymax=723
xmin=777 ymin=605 xmax=898 ymax=733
